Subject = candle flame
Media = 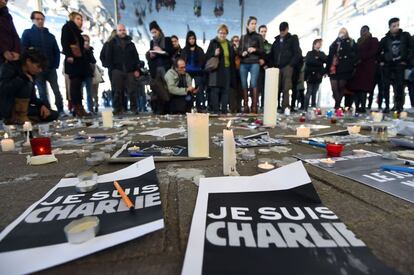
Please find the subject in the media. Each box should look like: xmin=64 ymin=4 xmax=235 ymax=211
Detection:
xmin=4 ymin=133 xmax=8 ymax=139
xmin=226 ymin=120 xmax=232 ymax=129
xmin=265 ymin=161 xmax=269 ymax=165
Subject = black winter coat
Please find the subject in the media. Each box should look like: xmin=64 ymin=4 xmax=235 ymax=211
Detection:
xmin=327 ymin=37 xmax=357 ymax=80
xmin=0 ymin=61 xmax=43 ymax=118
xmin=269 ymin=33 xmax=301 ymax=68
xmin=205 ymin=38 xmax=236 ymax=88
xmin=238 ymin=31 xmax=264 ymax=64
xmin=305 ymin=50 xmax=327 ymax=83
xmin=379 ymin=29 xmax=413 ymax=65
xmin=180 ymin=45 xmax=205 ymax=77
xmin=147 ymin=36 xmax=175 ymax=77
xmin=104 ymin=36 xmax=140 ymax=73
xmin=61 ymin=21 xmax=89 ymax=78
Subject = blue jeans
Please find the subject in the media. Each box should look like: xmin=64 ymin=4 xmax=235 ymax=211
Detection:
xmin=35 ymin=69 xmax=64 ymax=112
xmin=239 ymin=63 xmax=260 ymax=89
xmin=83 ymin=77 xmax=93 ymax=112
xmin=210 ymin=68 xmax=230 ymax=114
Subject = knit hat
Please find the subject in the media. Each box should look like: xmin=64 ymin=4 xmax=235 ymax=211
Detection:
xmin=149 ymin=21 xmax=161 ymax=32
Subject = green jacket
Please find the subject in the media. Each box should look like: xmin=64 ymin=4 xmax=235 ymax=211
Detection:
xmin=164 ymin=68 xmax=192 ymax=96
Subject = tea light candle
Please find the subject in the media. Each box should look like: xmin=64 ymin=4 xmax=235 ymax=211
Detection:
xmin=76 ymin=171 xmax=98 ymax=193
xmin=223 ymin=120 xmax=237 ymax=176
xmin=102 ymin=109 xmax=113 ymax=128
xmin=400 ymin=112 xmax=408 ymax=119
xmin=187 ymin=113 xmax=209 ymax=157
xmin=127 ymin=145 xmax=141 ymax=152
xmin=347 ymin=125 xmax=361 ymax=135
xmin=326 ymin=143 xmax=344 ymax=157
xmin=64 ymin=216 xmax=100 ymax=244
xmin=320 ymin=158 xmax=336 ymax=168
xmin=161 ymin=149 xmax=174 ymax=156
xmin=371 ymin=112 xmax=383 ymax=122
xmin=296 ymin=125 xmax=310 ymax=138
xmin=258 ymin=161 xmax=275 ymax=173
xmin=352 ymin=149 xmax=366 ymax=156
xmin=30 ymin=137 xmax=52 ymax=156
xmin=1 ymin=133 xmax=15 ymax=152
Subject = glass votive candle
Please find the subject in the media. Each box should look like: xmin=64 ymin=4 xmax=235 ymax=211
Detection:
xmin=257 ymin=158 xmax=275 ymax=173
xmin=38 ymin=123 xmax=50 ymax=136
xmin=326 ymin=143 xmax=344 ymax=157
xmin=30 ymin=137 xmax=52 ymax=156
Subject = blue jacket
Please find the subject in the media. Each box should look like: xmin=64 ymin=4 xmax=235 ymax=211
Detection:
xmin=21 ymin=25 xmax=60 ymax=69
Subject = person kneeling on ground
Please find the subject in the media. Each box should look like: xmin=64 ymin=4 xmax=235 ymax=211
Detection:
xmin=164 ymin=58 xmax=198 ymax=114
xmin=0 ymin=48 xmax=58 ymax=124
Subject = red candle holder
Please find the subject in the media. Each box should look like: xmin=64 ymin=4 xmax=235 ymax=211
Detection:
xmin=30 ymin=137 xmax=52 ymax=156
xmin=330 ymin=117 xmax=337 ymax=124
xmin=326 ymin=143 xmax=344 ymax=157
xmin=299 ymin=115 xmax=306 ymax=123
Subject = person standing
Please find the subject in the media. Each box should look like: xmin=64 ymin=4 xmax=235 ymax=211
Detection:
xmin=164 ymin=58 xmax=198 ymax=114
xmin=379 ymin=18 xmax=413 ymax=113
xmin=104 ymin=24 xmax=141 ymax=115
xmin=347 ymin=26 xmax=379 ymax=113
xmin=229 ymin=35 xmax=242 ymax=113
xmin=0 ymin=0 xmax=20 ymax=65
xmin=238 ymin=16 xmax=264 ymax=113
xmin=327 ymin=28 xmax=357 ymax=110
xmin=269 ymin=22 xmax=301 ymax=112
xmin=171 ymin=35 xmax=182 ymax=63
xmin=206 ymin=24 xmax=236 ymax=114
xmin=81 ymin=34 xmax=97 ymax=113
xmin=61 ymin=12 xmax=91 ymax=117
xmin=21 ymin=11 xmax=64 ymax=115
xmin=304 ymin=39 xmax=327 ymax=111
xmin=181 ymin=31 xmax=206 ymax=112
xmin=257 ymin=25 xmax=272 ymax=110
xmin=147 ymin=21 xmax=174 ymax=79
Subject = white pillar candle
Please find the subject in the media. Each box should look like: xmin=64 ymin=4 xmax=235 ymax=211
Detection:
xmin=263 ymin=68 xmax=279 ymax=127
xmin=102 ymin=109 xmax=113 ymax=128
xmin=223 ymin=120 xmax=237 ymax=175
xmin=191 ymin=78 xmax=196 ymax=88
xmin=296 ymin=125 xmax=311 ymax=138
xmin=1 ymin=133 xmax=15 ymax=152
xmin=187 ymin=113 xmax=209 ymax=157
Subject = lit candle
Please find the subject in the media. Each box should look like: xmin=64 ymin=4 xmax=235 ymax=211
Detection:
xmin=223 ymin=120 xmax=237 ymax=175
xmin=326 ymin=143 xmax=344 ymax=157
xmin=296 ymin=125 xmax=310 ymax=138
xmin=257 ymin=161 xmax=275 ymax=173
xmin=347 ymin=125 xmax=361 ymax=135
xmin=30 ymin=137 xmax=52 ymax=156
xmin=101 ymin=109 xmax=113 ymax=128
xmin=320 ymin=158 xmax=336 ymax=168
xmin=191 ymin=78 xmax=196 ymax=88
xmin=1 ymin=133 xmax=15 ymax=152
xmin=187 ymin=113 xmax=209 ymax=157
xmin=263 ymin=68 xmax=279 ymax=127
xmin=23 ymin=121 xmax=33 ymax=132
xmin=371 ymin=112 xmax=383 ymax=122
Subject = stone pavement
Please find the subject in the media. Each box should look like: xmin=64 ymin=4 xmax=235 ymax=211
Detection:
xmin=0 ymin=115 xmax=413 ymax=275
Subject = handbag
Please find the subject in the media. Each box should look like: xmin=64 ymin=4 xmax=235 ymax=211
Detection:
xmin=69 ymin=28 xmax=82 ymax=58
xmin=205 ymin=56 xmax=219 ymax=71
xmin=92 ymin=65 xmax=104 ymax=84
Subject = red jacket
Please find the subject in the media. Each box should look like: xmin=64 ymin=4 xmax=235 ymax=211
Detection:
xmin=0 ymin=7 xmax=21 ymax=64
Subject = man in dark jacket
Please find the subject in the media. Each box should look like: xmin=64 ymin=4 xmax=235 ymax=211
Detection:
xmin=269 ymin=22 xmax=301 ymax=111
xmin=379 ymin=17 xmax=413 ymax=113
xmin=104 ymin=24 xmax=141 ymax=115
xmin=0 ymin=0 xmax=20 ymax=65
xmin=258 ymin=25 xmax=272 ymax=110
xmin=21 ymin=11 xmax=64 ymax=114
xmin=0 ymin=49 xmax=58 ymax=124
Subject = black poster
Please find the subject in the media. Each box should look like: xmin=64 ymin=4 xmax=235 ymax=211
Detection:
xmin=0 ymin=158 xmax=164 ymax=275
xmin=182 ymin=161 xmax=399 ymax=275
xmin=296 ymin=151 xmax=414 ymax=203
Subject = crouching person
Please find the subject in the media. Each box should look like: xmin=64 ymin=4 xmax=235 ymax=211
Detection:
xmin=0 ymin=49 xmax=58 ymax=124
xmin=164 ymin=58 xmax=198 ymax=114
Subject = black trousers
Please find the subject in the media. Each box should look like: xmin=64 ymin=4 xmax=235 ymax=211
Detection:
xmin=382 ymin=64 xmax=406 ymax=111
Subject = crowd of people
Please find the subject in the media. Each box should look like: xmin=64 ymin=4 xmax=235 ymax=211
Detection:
xmin=1 ymin=0 xmax=414 ymax=125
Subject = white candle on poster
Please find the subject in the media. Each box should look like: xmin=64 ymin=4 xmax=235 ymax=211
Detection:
xmin=263 ymin=68 xmax=279 ymax=127
xmin=101 ymin=109 xmax=113 ymax=128
xmin=1 ymin=133 xmax=15 ymax=152
xmin=191 ymin=78 xmax=196 ymax=88
xmin=223 ymin=120 xmax=237 ymax=176
xmin=187 ymin=113 xmax=209 ymax=157
xmin=296 ymin=125 xmax=310 ymax=138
